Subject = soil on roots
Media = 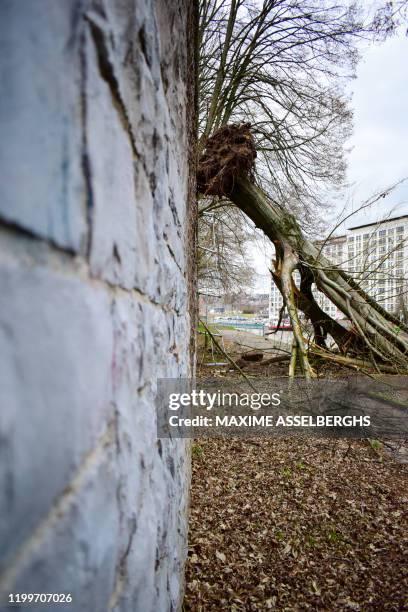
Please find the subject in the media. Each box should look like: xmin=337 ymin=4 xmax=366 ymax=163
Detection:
xmin=197 ymin=123 xmax=256 ymax=197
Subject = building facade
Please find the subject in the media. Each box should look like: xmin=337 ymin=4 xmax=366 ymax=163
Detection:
xmin=269 ymin=215 xmax=408 ymax=323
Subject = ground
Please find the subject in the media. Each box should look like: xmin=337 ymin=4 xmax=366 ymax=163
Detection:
xmin=188 ymin=328 xmax=408 ymax=610
xmin=184 ymin=437 xmax=408 ymax=611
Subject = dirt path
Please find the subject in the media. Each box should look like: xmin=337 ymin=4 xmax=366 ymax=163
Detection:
xmin=184 ymin=438 xmax=408 ymax=611
xmin=216 ymin=328 xmax=292 ymax=354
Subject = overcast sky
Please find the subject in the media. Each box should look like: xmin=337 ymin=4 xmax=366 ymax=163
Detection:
xmin=253 ymin=30 xmax=408 ymax=293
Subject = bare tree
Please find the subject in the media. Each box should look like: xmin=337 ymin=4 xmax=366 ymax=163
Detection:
xmin=197 ymin=0 xmax=370 ymax=297
xmin=199 ymin=0 xmax=366 ymax=211
xmin=198 ymin=124 xmax=408 ymax=377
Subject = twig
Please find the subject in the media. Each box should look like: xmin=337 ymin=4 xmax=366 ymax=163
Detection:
xmin=261 ymin=354 xmax=291 ymax=366
xmin=310 ymin=346 xmax=402 ymax=375
xmin=199 ymin=319 xmax=258 ymax=391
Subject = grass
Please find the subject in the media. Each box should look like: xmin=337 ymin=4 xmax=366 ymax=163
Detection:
xmin=192 ymin=443 xmax=204 ymax=458
xmin=197 ymin=323 xmax=231 ymax=333
xmin=327 ymin=529 xmax=344 ymax=544
xmin=369 ymin=439 xmax=382 ymax=450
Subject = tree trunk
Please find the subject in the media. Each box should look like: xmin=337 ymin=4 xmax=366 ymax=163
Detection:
xmin=229 ymin=176 xmax=408 ymax=373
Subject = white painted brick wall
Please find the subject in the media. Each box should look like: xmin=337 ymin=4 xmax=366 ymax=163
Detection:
xmin=0 ymin=1 xmax=195 ymax=610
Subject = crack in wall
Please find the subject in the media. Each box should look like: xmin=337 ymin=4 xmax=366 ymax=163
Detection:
xmin=85 ymin=12 xmax=140 ymax=161
xmin=167 ymin=246 xmax=183 ymax=275
xmin=80 ymin=23 xmax=94 ymax=260
xmin=107 ymin=516 xmax=137 ymax=610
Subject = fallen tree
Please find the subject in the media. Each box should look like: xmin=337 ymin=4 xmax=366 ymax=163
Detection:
xmin=197 ymin=124 xmax=408 ymax=378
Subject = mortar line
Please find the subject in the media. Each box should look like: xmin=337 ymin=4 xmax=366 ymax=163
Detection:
xmin=0 ymin=419 xmax=115 ymax=594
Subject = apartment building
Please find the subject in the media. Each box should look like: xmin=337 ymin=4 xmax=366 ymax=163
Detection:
xmin=268 ymin=214 xmax=408 ymax=323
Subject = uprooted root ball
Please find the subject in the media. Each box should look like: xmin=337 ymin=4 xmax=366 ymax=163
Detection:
xmin=197 ymin=123 xmax=256 ymax=196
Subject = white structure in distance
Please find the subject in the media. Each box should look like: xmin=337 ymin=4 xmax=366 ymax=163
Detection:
xmin=268 ymin=215 xmax=408 ymax=324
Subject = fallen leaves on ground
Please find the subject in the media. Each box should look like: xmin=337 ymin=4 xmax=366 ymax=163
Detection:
xmin=184 ymin=438 xmax=408 ymax=611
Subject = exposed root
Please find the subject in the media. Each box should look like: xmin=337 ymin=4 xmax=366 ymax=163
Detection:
xmin=276 ymin=244 xmax=316 ymax=378
xmin=289 ymin=338 xmax=297 ymax=379
xmin=197 ymin=123 xmax=256 ymax=196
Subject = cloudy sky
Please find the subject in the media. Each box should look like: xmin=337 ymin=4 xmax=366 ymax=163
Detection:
xmin=253 ymin=29 xmax=408 ymax=293
xmin=344 ymin=33 xmax=408 ymax=221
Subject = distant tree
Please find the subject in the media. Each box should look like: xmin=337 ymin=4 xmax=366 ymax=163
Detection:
xmin=198 ymin=204 xmax=256 ymax=295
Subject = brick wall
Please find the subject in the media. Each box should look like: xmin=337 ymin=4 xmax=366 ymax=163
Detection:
xmin=0 ymin=1 xmax=195 ymax=610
